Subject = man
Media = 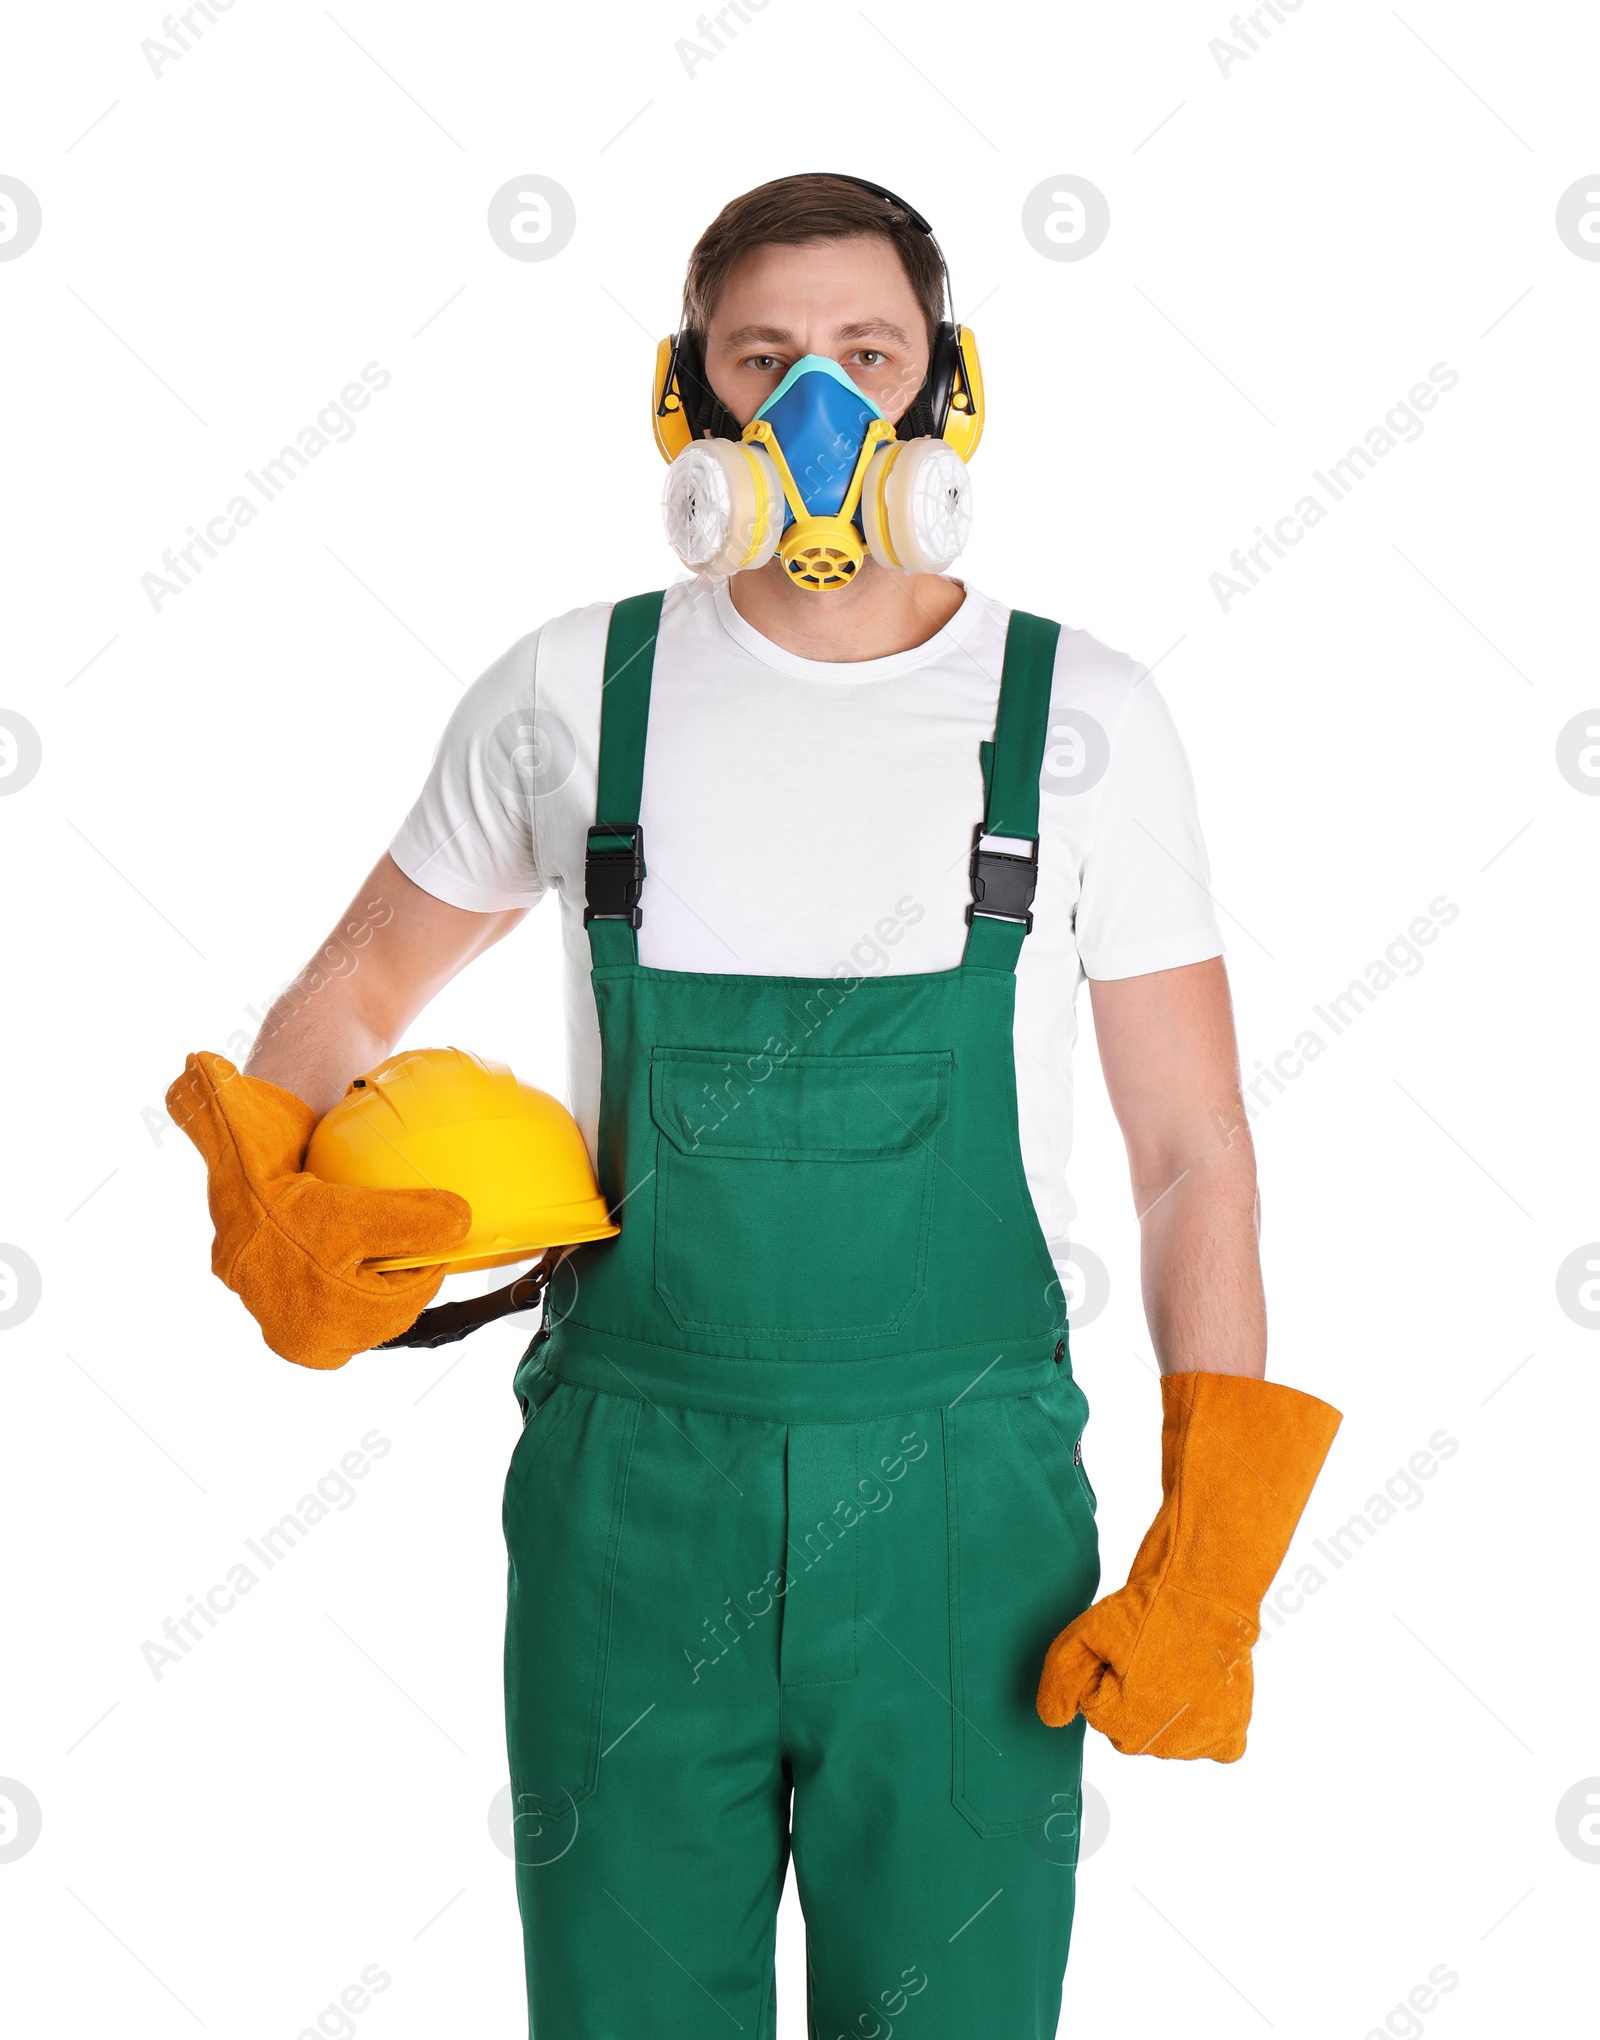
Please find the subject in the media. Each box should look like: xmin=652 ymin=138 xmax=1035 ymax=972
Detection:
xmin=169 ymin=173 xmax=1340 ymax=2038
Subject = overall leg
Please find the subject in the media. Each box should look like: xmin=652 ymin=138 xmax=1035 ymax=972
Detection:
xmin=785 ymin=1383 xmax=1099 ymax=2040
xmin=505 ymin=1372 xmax=793 ymax=2037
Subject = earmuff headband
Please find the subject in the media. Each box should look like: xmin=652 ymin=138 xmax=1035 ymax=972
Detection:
xmin=667 ymin=173 xmax=962 ymax=448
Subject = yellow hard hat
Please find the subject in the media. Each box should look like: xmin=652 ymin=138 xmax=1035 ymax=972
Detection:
xmin=305 ymin=1047 xmax=618 ymax=1275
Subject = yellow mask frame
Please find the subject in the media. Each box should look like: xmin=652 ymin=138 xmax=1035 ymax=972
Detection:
xmin=738 ymin=411 xmax=898 ymax=591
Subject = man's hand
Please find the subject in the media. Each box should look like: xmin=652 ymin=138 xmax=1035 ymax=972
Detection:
xmin=167 ymin=854 xmax=524 ymax=1365
xmin=1037 ymin=1371 xmax=1341 ymax=1759
xmin=167 ymin=1051 xmax=471 ymax=1369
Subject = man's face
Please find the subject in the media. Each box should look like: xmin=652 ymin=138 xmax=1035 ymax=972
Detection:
xmin=701 ymin=234 xmax=931 ymax=430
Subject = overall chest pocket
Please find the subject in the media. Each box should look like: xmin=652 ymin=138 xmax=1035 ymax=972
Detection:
xmin=649 ymin=1048 xmax=952 ymax=1339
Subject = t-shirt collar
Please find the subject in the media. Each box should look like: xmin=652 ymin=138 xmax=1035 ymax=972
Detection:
xmin=707 ymin=574 xmax=988 ymax=681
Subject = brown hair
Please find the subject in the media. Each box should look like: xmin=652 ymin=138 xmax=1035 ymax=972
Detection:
xmin=681 ymin=173 xmax=946 ymax=347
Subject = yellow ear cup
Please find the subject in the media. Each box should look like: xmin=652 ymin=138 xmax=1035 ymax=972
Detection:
xmin=941 ymin=326 xmax=984 ymax=461
xmin=861 ymin=438 xmax=973 ymax=574
xmin=305 ymin=1047 xmax=618 ymax=1274
xmin=661 ymin=440 xmax=785 ymax=574
xmin=652 ymin=336 xmax=694 ymax=463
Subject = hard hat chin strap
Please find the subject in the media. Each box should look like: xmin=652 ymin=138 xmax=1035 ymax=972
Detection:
xmin=377 ymin=1249 xmax=562 ymax=1351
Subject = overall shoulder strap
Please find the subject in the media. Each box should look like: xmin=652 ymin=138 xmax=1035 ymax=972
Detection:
xmin=586 ymin=591 xmax=666 ymax=966
xmin=961 ymin=608 xmax=1062 ymax=972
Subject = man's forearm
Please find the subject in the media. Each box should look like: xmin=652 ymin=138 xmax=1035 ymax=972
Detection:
xmin=243 ymin=971 xmax=393 ymax=1119
xmin=1133 ymin=1120 xmax=1266 ymax=1379
xmin=241 ymin=860 xmax=413 ymax=1114
xmin=1090 ymin=960 xmax=1267 ymax=1379
xmin=238 ymin=853 xmax=526 ymax=1118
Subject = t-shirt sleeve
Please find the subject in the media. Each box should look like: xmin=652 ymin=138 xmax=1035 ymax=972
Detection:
xmin=388 ymin=630 xmax=548 ymax=913
xmin=1074 ymin=672 xmax=1226 ymax=980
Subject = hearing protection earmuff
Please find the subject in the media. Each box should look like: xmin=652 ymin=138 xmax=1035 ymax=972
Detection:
xmin=650 ymin=174 xmax=985 ymax=468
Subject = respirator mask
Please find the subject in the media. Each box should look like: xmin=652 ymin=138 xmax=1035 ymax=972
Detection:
xmin=650 ymin=176 xmax=985 ymax=592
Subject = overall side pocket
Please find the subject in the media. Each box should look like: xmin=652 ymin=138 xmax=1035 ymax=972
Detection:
xmin=504 ymin=1388 xmax=639 ymax=1818
xmin=501 ymin=1368 xmax=573 ymax=1540
xmin=946 ymin=1393 xmax=1100 ymax=1836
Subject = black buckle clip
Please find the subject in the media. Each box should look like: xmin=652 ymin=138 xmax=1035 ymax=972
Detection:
xmin=584 ymin=822 xmax=645 ymax=927
xmin=965 ymin=824 xmax=1039 ymax=932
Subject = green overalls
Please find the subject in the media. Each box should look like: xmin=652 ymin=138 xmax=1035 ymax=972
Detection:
xmin=503 ymin=593 xmax=1100 ymax=2039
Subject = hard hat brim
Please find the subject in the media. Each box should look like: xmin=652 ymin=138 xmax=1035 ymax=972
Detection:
xmin=367 ymin=1210 xmax=620 ymax=1275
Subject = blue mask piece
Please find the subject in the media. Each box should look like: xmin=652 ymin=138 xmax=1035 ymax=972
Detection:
xmin=752 ymin=355 xmax=886 ymax=524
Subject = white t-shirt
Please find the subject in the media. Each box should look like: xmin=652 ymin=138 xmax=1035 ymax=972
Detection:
xmin=390 ymin=577 xmax=1223 ymax=1264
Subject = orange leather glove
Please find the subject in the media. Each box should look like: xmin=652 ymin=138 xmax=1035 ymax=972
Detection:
xmin=166 ymin=1051 xmax=470 ymax=1370
xmin=1037 ymin=1371 xmax=1341 ymax=1761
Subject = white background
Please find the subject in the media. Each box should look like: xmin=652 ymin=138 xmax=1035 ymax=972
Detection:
xmin=2 ymin=1 xmax=1598 ymax=2034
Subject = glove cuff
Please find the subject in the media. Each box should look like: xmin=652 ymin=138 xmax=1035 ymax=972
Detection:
xmin=1158 ymin=1371 xmax=1342 ymax=1615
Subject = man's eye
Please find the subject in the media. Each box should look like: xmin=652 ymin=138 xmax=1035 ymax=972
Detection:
xmin=745 ymin=355 xmax=782 ymax=372
xmin=856 ymin=350 xmax=886 ymax=367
